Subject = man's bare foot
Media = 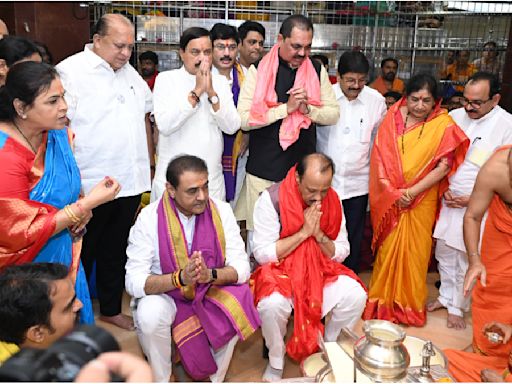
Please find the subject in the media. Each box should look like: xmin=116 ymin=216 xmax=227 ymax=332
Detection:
xmin=99 ymin=314 xmax=135 ymax=331
xmin=447 ymin=313 xmax=466 ymax=330
xmin=426 ymin=299 xmax=444 ymax=312
xmin=463 ymin=343 xmax=474 ymax=352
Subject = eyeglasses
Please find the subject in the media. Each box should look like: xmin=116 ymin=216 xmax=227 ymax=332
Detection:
xmin=214 ymin=44 xmax=237 ymax=52
xmin=460 ymin=97 xmax=491 ymax=109
xmin=341 ymin=76 xmax=367 ymax=86
xmin=188 ymin=48 xmax=212 ymax=57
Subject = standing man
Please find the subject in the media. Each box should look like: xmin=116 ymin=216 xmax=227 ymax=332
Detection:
xmin=317 ymin=51 xmax=387 ymax=273
xmin=210 ymin=23 xmax=245 ymax=204
xmin=430 ymin=72 xmax=512 ymax=329
xmin=252 ymin=153 xmax=367 ymax=382
xmin=151 ymin=27 xmax=240 ymax=202
xmin=237 ymin=20 xmax=265 ymax=74
xmin=370 ymin=57 xmax=405 ymax=96
xmin=57 ymin=14 xmax=155 ymax=330
xmin=236 ymin=15 xmax=339 ymax=248
xmin=138 ymin=50 xmax=159 ymax=91
xmin=126 ymin=155 xmax=260 ymax=382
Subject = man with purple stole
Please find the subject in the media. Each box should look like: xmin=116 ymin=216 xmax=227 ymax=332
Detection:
xmin=126 ymin=155 xmax=260 ymax=382
xmin=210 ymin=23 xmax=247 ymax=204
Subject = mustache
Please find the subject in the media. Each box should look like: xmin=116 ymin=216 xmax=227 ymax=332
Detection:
xmin=294 ymin=55 xmax=305 ymax=60
xmin=220 ymin=56 xmax=233 ymax=61
xmin=348 ymin=88 xmax=362 ymax=91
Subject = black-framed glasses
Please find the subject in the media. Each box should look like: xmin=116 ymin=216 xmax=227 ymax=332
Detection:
xmin=460 ymin=97 xmax=492 ymax=109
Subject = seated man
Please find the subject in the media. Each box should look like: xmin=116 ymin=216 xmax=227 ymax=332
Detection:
xmin=252 ymin=153 xmax=367 ymax=382
xmin=0 ymin=263 xmax=83 ymax=364
xmin=125 ymin=155 xmax=260 ymax=382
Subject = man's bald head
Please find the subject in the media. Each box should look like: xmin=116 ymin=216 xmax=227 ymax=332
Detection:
xmin=92 ymin=13 xmax=134 ymax=71
xmin=295 ymin=153 xmax=335 ymax=206
xmin=0 ymin=19 xmax=9 ymax=39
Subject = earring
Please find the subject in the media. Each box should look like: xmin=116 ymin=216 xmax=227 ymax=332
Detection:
xmin=21 ymin=114 xmax=27 ymax=119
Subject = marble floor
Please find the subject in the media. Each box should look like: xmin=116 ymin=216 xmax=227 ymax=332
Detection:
xmin=94 ymin=272 xmax=473 ymax=382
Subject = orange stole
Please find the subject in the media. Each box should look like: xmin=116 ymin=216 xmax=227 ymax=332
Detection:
xmin=445 ymin=348 xmax=511 ymax=382
xmin=364 ymin=102 xmax=469 ymax=326
xmin=472 ymin=193 xmax=512 ymax=359
xmin=252 ymin=166 xmax=365 ymax=362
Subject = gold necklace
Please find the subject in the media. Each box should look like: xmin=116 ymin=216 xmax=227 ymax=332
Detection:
xmin=13 ymin=121 xmax=37 ymax=153
xmin=401 ymin=112 xmax=427 ymax=154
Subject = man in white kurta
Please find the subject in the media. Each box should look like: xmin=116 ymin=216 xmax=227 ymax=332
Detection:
xmin=252 ymin=153 xmax=367 ymax=382
xmin=431 ymin=72 xmax=512 ymax=329
xmin=317 ymin=51 xmax=386 ymax=273
xmin=126 ymin=155 xmax=254 ymax=382
xmin=57 ymin=14 xmax=153 ymax=330
xmin=151 ymin=27 xmax=240 ymax=202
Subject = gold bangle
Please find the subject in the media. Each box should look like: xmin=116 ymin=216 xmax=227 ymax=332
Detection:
xmin=405 ymin=189 xmax=413 ymax=200
xmin=172 ymin=270 xmax=183 ymax=289
xmin=64 ymin=205 xmax=80 ymax=223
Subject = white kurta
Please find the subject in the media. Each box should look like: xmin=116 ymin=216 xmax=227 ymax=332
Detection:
xmin=57 ymin=44 xmax=153 ymax=197
xmin=252 ymin=189 xmax=367 ymax=370
xmin=125 ymin=198 xmax=250 ymax=381
xmin=151 ymin=66 xmax=241 ymax=202
xmin=433 ymin=106 xmax=512 ymax=251
xmin=316 ymin=85 xmax=386 ymax=200
xmin=432 ymin=105 xmax=512 ymax=316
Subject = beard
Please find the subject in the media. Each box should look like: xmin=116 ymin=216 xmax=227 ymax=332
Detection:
xmin=141 ymin=68 xmax=155 ymax=77
xmin=383 ymin=71 xmax=396 ymax=81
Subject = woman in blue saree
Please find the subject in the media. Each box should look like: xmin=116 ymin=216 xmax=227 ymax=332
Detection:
xmin=0 ymin=62 xmax=120 ymax=324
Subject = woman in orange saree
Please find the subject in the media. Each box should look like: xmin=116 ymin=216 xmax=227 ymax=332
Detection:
xmin=363 ymin=74 xmax=469 ymax=326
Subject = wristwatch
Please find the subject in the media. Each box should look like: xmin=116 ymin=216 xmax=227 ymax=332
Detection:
xmin=208 ymin=94 xmax=219 ymax=105
xmin=210 ymin=268 xmax=218 ymax=283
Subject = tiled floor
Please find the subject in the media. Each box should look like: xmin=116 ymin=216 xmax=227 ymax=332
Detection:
xmin=95 ymin=272 xmax=473 ymax=382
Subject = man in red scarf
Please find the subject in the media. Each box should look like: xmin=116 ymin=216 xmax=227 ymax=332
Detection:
xmin=251 ymin=153 xmax=367 ymax=382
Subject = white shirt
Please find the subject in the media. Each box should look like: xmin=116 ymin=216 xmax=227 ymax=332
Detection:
xmin=252 ymin=190 xmax=350 ymax=265
xmin=125 ymin=197 xmax=251 ymax=299
xmin=151 ymin=66 xmax=241 ymax=202
xmin=57 ymin=44 xmax=153 ymax=197
xmin=317 ymin=85 xmax=387 ymax=200
xmin=433 ymin=105 xmax=512 ymax=250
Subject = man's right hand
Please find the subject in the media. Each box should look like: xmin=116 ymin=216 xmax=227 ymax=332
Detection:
xmin=301 ymin=202 xmax=321 ymax=238
xmin=194 ymin=59 xmax=211 ymax=97
xmin=181 ymin=251 xmax=202 ymax=286
xmin=286 ymin=87 xmax=307 ymax=114
xmin=463 ymin=260 xmax=486 ymax=296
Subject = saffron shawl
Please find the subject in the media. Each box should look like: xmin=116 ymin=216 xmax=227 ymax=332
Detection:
xmin=157 ymin=191 xmax=260 ymax=380
xmin=252 ymin=166 xmax=365 ymax=362
xmin=248 ymin=44 xmax=322 ymax=150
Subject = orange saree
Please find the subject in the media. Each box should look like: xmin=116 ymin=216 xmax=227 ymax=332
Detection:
xmin=363 ymin=100 xmax=468 ymax=326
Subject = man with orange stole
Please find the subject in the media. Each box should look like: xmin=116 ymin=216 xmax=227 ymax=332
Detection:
xmin=252 ymin=153 xmax=367 ymax=382
xmin=125 ymin=155 xmax=260 ymax=382
xmin=445 ymin=146 xmax=512 ymax=382
xmin=363 ymin=74 xmax=469 ymax=326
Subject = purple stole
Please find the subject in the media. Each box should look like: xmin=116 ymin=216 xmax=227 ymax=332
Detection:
xmin=157 ymin=191 xmax=260 ymax=380
xmin=222 ymin=63 xmax=244 ymax=201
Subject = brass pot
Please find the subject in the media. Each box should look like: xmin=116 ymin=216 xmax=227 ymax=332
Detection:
xmin=353 ymin=320 xmax=410 ymax=382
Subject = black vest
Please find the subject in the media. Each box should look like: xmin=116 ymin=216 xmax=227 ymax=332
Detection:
xmin=246 ymin=56 xmax=322 ymax=182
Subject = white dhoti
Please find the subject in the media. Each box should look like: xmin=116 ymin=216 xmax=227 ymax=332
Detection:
xmin=257 ymin=275 xmax=367 ymax=370
xmin=132 ymin=294 xmax=238 ymax=382
xmin=434 ymin=240 xmax=470 ymax=316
